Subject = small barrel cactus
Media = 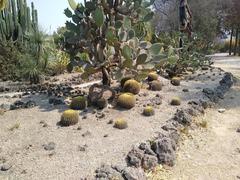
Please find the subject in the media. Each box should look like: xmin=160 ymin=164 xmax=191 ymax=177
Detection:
xmin=171 ymin=77 xmax=181 ymax=86
xmin=143 ymin=106 xmax=155 ymax=116
xmin=149 ymin=80 xmax=162 ymax=91
xmin=170 ymin=97 xmax=181 ymax=106
xmin=60 ymin=109 xmax=79 ymax=126
xmin=120 ymin=77 xmax=132 ymax=88
xmin=117 ymin=93 xmax=136 ymax=109
xmin=123 ymin=79 xmax=141 ymax=95
xmin=70 ymin=96 xmax=88 ymax=110
xmin=148 ymin=72 xmax=158 ymax=81
xmin=114 ymin=118 xmax=128 ymax=129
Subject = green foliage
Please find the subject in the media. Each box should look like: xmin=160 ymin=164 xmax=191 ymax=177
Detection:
xmin=19 ymin=54 xmax=42 ymax=84
xmin=70 ymin=96 xmax=88 ymax=110
xmin=123 ymin=79 xmax=141 ymax=95
xmin=149 ymin=80 xmax=162 ymax=91
xmin=49 ymin=50 xmax=71 ymax=75
xmin=117 ymin=93 xmax=136 ymax=109
xmin=143 ymin=106 xmax=155 ymax=116
xmin=114 ymin=118 xmax=128 ymax=129
xmin=60 ymin=109 xmax=79 ymax=126
xmin=62 ymin=0 xmax=163 ymax=84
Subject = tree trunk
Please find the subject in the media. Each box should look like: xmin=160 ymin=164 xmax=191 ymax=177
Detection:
xmin=234 ymin=28 xmax=239 ymax=56
xmin=229 ymin=27 xmax=234 ymax=55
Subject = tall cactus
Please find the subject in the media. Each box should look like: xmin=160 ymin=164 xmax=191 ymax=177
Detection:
xmin=0 ymin=0 xmax=39 ymax=42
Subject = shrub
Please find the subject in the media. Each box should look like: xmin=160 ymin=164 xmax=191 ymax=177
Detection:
xmin=170 ymin=97 xmax=181 ymax=106
xmin=117 ymin=93 xmax=136 ymax=109
xmin=123 ymin=79 xmax=141 ymax=95
xmin=149 ymin=80 xmax=162 ymax=91
xmin=70 ymin=96 xmax=88 ymax=110
xmin=60 ymin=109 xmax=79 ymax=126
xmin=171 ymin=77 xmax=181 ymax=86
xmin=114 ymin=118 xmax=128 ymax=129
xmin=148 ymin=72 xmax=158 ymax=81
xmin=143 ymin=106 xmax=155 ymax=116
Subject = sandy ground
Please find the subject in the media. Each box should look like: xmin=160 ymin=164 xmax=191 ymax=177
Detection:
xmin=150 ymin=54 xmax=240 ymax=180
xmin=0 ymin=60 xmax=225 ymax=179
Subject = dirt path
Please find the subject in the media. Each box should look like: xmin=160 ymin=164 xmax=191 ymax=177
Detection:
xmin=153 ymin=54 xmax=240 ymax=180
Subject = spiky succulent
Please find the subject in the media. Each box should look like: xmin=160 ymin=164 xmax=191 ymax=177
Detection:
xmin=143 ymin=106 xmax=155 ymax=116
xmin=120 ymin=77 xmax=132 ymax=88
xmin=171 ymin=77 xmax=181 ymax=86
xmin=114 ymin=118 xmax=128 ymax=129
xmin=117 ymin=93 xmax=136 ymax=109
xmin=149 ymin=80 xmax=162 ymax=91
xmin=148 ymin=72 xmax=158 ymax=81
xmin=123 ymin=79 xmax=141 ymax=95
xmin=170 ymin=97 xmax=181 ymax=106
xmin=60 ymin=109 xmax=79 ymax=126
xmin=70 ymin=96 xmax=88 ymax=110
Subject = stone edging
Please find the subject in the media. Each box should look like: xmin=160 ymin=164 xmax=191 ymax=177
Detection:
xmin=93 ymin=72 xmax=234 ymax=180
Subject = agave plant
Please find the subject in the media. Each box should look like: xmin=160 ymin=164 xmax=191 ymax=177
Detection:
xmin=63 ymin=0 xmax=165 ymax=85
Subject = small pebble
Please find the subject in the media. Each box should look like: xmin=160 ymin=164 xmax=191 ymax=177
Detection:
xmin=43 ymin=142 xmax=56 ymax=151
xmin=1 ymin=164 xmax=11 ymax=171
xmin=218 ymin=108 xmax=226 ymax=113
xmin=237 ymin=128 xmax=240 ymax=133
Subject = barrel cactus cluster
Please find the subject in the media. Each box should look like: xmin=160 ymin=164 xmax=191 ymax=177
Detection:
xmin=0 ymin=0 xmax=39 ymax=42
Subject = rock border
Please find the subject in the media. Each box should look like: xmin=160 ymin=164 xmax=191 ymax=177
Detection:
xmin=94 ymin=72 xmax=234 ymax=180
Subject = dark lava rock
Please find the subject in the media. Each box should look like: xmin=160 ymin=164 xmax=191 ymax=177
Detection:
xmin=122 ymin=167 xmax=147 ymax=180
xmin=173 ymin=109 xmax=192 ymax=126
xmin=127 ymin=148 xmax=144 ymax=168
xmin=142 ymin=154 xmax=158 ymax=170
xmin=182 ymin=88 xmax=189 ymax=92
xmin=151 ymin=136 xmax=176 ymax=166
xmin=162 ymin=120 xmax=181 ymax=132
xmin=43 ymin=142 xmax=56 ymax=151
xmin=95 ymin=164 xmax=124 ymax=180
xmin=237 ymin=128 xmax=240 ymax=133
xmin=49 ymin=98 xmax=65 ymax=105
xmin=0 ymin=104 xmax=11 ymax=111
xmin=24 ymin=101 xmax=36 ymax=108
xmin=139 ymin=143 xmax=156 ymax=156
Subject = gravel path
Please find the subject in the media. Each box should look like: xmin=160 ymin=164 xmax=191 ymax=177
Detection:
xmin=152 ymin=54 xmax=240 ymax=180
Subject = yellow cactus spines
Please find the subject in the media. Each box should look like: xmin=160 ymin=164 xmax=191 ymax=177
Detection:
xmin=70 ymin=96 xmax=88 ymax=110
xmin=117 ymin=93 xmax=136 ymax=109
xmin=114 ymin=118 xmax=128 ymax=129
xmin=148 ymin=72 xmax=158 ymax=81
xmin=171 ymin=77 xmax=181 ymax=86
xmin=149 ymin=80 xmax=162 ymax=91
xmin=60 ymin=109 xmax=79 ymax=126
xmin=123 ymin=79 xmax=141 ymax=95
xmin=143 ymin=106 xmax=155 ymax=116
xmin=170 ymin=97 xmax=181 ymax=106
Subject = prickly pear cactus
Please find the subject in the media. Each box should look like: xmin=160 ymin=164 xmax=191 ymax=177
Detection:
xmin=63 ymin=0 xmax=169 ymax=84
